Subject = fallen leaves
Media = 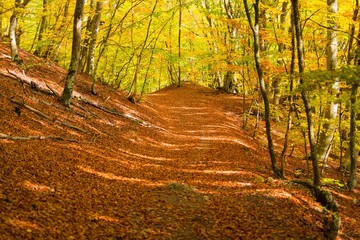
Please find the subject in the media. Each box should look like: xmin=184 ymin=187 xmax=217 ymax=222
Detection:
xmin=0 ymin=41 xmax=359 ymax=239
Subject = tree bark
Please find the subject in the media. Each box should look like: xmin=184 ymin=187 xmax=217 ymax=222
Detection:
xmin=78 ymin=0 xmax=95 ymax=72
xmin=291 ymin=0 xmax=321 ymax=186
xmin=178 ymin=0 xmax=182 ymax=87
xmin=10 ymin=0 xmax=21 ymax=63
xmin=244 ymin=0 xmax=284 ymax=179
xmin=280 ymin=11 xmax=296 ymax=176
xmin=348 ymin=82 xmax=358 ymax=190
xmin=347 ymin=0 xmax=359 ymax=65
xmin=86 ymin=1 xmax=104 ymax=95
xmin=317 ymin=0 xmax=339 ymax=172
xmin=0 ymin=2 xmax=3 ymax=37
xmin=9 ymin=0 xmax=32 ymax=63
xmin=61 ymin=0 xmax=85 ymax=106
xmin=34 ymin=0 xmax=48 ymax=56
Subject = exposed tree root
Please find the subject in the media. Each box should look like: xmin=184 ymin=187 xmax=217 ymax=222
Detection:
xmin=4 ymin=69 xmax=54 ymax=96
xmin=32 ymin=98 xmax=88 ymax=119
xmin=77 ymin=97 xmax=124 ymax=117
xmin=71 ymin=101 xmax=99 ymax=119
xmin=11 ymin=98 xmax=88 ymax=134
xmin=0 ymin=133 xmax=78 ymax=142
xmin=2 ymin=68 xmax=156 ymax=131
xmin=292 ymin=180 xmax=340 ymax=240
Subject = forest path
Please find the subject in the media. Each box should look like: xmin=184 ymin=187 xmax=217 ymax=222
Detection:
xmin=0 ymin=77 xmax=326 ymax=239
xmin=1 ymin=39 xmax=358 ymax=239
xmin=105 ymin=83 xmax=325 ymax=239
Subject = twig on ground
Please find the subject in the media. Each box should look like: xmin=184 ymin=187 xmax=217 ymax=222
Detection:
xmin=0 ymin=54 xmax=11 ymax=60
xmin=42 ymin=80 xmax=60 ymax=98
xmin=4 ymin=69 xmax=53 ymax=96
xmin=292 ymin=180 xmax=340 ymax=239
xmin=0 ymin=133 xmax=78 ymax=142
xmin=72 ymin=101 xmax=99 ymax=119
xmin=6 ymin=69 xmax=28 ymax=95
xmin=78 ymin=97 xmax=124 ymax=117
xmin=11 ymin=98 xmax=88 ymax=134
xmin=11 ymin=98 xmax=50 ymax=119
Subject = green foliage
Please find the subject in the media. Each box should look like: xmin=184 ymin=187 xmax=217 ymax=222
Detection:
xmin=321 ymin=178 xmax=346 ymax=189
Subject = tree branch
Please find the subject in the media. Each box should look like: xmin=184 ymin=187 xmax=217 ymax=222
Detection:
xmin=0 ymin=133 xmax=78 ymax=142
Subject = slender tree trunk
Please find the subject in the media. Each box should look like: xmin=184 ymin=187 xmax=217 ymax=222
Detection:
xmin=86 ymin=1 xmax=104 ymax=95
xmin=259 ymin=8 xmax=267 ymax=52
xmin=278 ymin=1 xmax=289 ymax=53
xmin=291 ymin=0 xmax=320 ymax=186
xmin=347 ymin=0 xmax=359 ymax=65
xmin=94 ymin=0 xmax=138 ymax=77
xmin=9 ymin=0 xmax=32 ymax=63
xmin=244 ymin=0 xmax=284 ymax=179
xmin=223 ymin=70 xmax=234 ymax=93
xmin=273 ymin=1 xmax=289 ymax=116
xmin=78 ymin=0 xmax=95 ymax=73
xmin=0 ymin=2 xmax=3 ymax=37
xmin=34 ymin=0 xmax=48 ymax=56
xmin=61 ymin=0 xmax=85 ymax=106
xmin=317 ymin=0 xmax=339 ymax=172
xmin=178 ymin=0 xmax=182 ymax=87
xmin=10 ymin=0 xmax=21 ymax=63
xmin=348 ymin=82 xmax=358 ymax=190
xmin=280 ymin=13 xmax=296 ymax=176
xmin=348 ymin=7 xmax=360 ymax=189
xmin=127 ymin=0 xmax=158 ymax=102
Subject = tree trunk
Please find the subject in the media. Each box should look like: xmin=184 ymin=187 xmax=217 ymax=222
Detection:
xmin=0 ymin=2 xmax=3 ymax=37
xmin=178 ymin=0 xmax=182 ymax=87
xmin=223 ymin=70 xmax=234 ymax=93
xmin=42 ymin=0 xmax=70 ymax=59
xmin=278 ymin=1 xmax=289 ymax=53
xmin=280 ymin=14 xmax=296 ymax=176
xmin=291 ymin=0 xmax=320 ymax=186
xmin=244 ymin=0 xmax=284 ymax=179
xmin=348 ymin=82 xmax=358 ymax=190
xmin=127 ymin=0 xmax=158 ymax=102
xmin=78 ymin=0 xmax=95 ymax=73
xmin=94 ymin=0 xmax=137 ymax=78
xmin=317 ymin=0 xmax=339 ymax=172
xmin=9 ymin=0 xmax=32 ymax=63
xmin=34 ymin=0 xmax=48 ymax=56
xmin=10 ymin=0 xmax=21 ymax=63
xmin=348 ymin=6 xmax=360 ymax=189
xmin=61 ymin=0 xmax=85 ymax=106
xmin=86 ymin=1 xmax=104 ymax=95
xmin=347 ymin=0 xmax=359 ymax=65
xmin=259 ymin=8 xmax=267 ymax=52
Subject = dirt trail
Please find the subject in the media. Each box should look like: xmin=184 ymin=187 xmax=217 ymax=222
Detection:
xmin=0 ymin=43 xmax=348 ymax=239
xmin=0 ymin=78 xmax=325 ymax=239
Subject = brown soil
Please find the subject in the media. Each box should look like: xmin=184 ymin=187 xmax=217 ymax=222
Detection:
xmin=0 ymin=42 xmax=359 ymax=239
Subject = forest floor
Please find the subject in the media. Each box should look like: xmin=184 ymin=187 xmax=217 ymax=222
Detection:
xmin=0 ymin=41 xmax=359 ymax=239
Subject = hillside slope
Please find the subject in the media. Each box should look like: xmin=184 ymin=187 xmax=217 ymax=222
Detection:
xmin=0 ymin=42 xmax=359 ymax=239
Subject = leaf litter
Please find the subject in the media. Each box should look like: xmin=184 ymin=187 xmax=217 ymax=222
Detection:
xmin=0 ymin=42 xmax=359 ymax=239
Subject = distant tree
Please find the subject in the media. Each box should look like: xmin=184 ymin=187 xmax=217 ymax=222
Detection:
xmin=291 ymin=0 xmax=320 ymax=186
xmin=243 ymin=0 xmax=283 ymax=179
xmin=9 ymin=0 xmax=31 ymax=63
xmin=0 ymin=2 xmax=3 ymax=37
xmin=223 ymin=0 xmax=240 ymax=93
xmin=42 ymin=0 xmax=71 ymax=60
xmin=348 ymin=75 xmax=358 ymax=191
xmin=317 ymin=0 xmax=339 ymax=172
xmin=178 ymin=0 xmax=182 ymax=87
xmin=128 ymin=0 xmax=158 ymax=102
xmin=61 ymin=0 xmax=85 ymax=106
xmin=86 ymin=1 xmax=104 ymax=95
xmin=347 ymin=0 xmax=359 ymax=191
xmin=33 ymin=0 xmax=49 ymax=56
